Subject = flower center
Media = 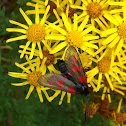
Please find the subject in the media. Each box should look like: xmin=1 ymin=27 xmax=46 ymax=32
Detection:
xmin=87 ymin=2 xmax=102 ymax=18
xmin=47 ymin=1 xmax=57 ymax=14
xmin=27 ymin=24 xmax=45 ymax=42
xmin=27 ymin=71 xmax=42 ymax=87
xmin=114 ymin=113 xmax=125 ymax=124
xmin=98 ymin=57 xmax=111 ymax=73
xmin=66 ymin=31 xmax=83 ymax=47
xmin=40 ymin=50 xmax=55 ymax=66
xmin=118 ymin=23 xmax=126 ymax=39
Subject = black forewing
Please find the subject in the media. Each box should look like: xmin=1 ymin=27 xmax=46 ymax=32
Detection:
xmin=38 ymin=73 xmax=76 ymax=94
xmin=64 ymin=46 xmax=87 ymax=85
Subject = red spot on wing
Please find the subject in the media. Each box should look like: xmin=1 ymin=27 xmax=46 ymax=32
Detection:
xmin=63 ymin=75 xmax=67 ymax=79
xmin=68 ymin=72 xmax=72 ymax=76
xmin=73 ymin=57 xmax=77 ymax=62
xmin=79 ymin=76 xmax=84 ymax=83
xmin=49 ymin=82 xmax=53 ymax=85
xmin=84 ymin=76 xmax=87 ymax=83
xmin=72 ymin=67 xmax=78 ymax=72
xmin=58 ymin=80 xmax=63 ymax=85
xmin=58 ymin=85 xmax=63 ymax=89
xmin=78 ymin=66 xmax=82 ymax=71
xmin=68 ymin=87 xmax=76 ymax=94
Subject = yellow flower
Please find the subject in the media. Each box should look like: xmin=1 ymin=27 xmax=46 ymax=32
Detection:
xmin=71 ymin=0 xmax=115 ymax=30
xmin=112 ymin=99 xmax=126 ymax=126
xmin=46 ymin=13 xmax=99 ymax=56
xmin=8 ymin=56 xmax=59 ymax=102
xmin=19 ymin=40 xmax=63 ymax=74
xmin=6 ymin=4 xmax=50 ymax=59
xmin=101 ymin=6 xmax=126 ymax=55
xmin=87 ymin=50 xmax=126 ymax=92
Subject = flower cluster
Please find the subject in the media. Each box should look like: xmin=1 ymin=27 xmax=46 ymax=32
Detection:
xmin=6 ymin=0 xmax=126 ymax=125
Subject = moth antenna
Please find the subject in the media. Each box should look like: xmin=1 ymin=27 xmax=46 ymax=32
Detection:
xmin=93 ymin=92 xmax=116 ymax=95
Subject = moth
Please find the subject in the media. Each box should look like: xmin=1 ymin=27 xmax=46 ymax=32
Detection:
xmin=38 ymin=46 xmax=90 ymax=97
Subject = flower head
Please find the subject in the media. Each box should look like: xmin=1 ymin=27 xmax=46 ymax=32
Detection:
xmin=6 ymin=4 xmax=51 ymax=59
xmin=87 ymin=49 xmax=126 ymax=92
xmin=71 ymin=0 xmax=116 ymax=30
xmin=8 ymin=56 xmax=58 ymax=102
xmin=46 ymin=13 xmax=99 ymax=56
xmin=101 ymin=6 xmax=126 ymax=55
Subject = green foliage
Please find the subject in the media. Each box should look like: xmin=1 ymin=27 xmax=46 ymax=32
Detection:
xmin=0 ymin=7 xmax=10 ymax=36
xmin=17 ymin=0 xmax=31 ymax=5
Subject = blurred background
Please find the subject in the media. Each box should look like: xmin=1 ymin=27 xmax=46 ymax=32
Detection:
xmin=0 ymin=0 xmax=121 ymax=125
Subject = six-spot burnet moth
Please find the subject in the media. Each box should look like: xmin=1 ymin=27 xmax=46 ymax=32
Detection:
xmin=38 ymin=46 xmax=90 ymax=97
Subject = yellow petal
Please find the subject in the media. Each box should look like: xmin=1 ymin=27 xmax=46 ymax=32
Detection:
xmin=82 ymin=26 xmax=95 ymax=35
xmin=37 ymin=42 xmax=43 ymax=59
xmin=104 ymin=14 xmax=119 ymax=26
xmin=78 ymin=15 xmax=89 ymax=32
xmin=40 ymin=5 xmax=50 ymax=25
xmin=6 ymin=35 xmax=27 ymax=43
xmin=50 ymin=42 xmax=67 ymax=54
xmin=115 ymin=39 xmax=124 ymax=55
xmin=36 ymin=87 xmax=43 ymax=102
xmin=101 ymin=28 xmax=118 ymax=37
xmin=117 ymin=99 xmax=123 ymax=113
xmin=6 ymin=28 xmax=27 ymax=34
xmin=83 ymin=35 xmax=99 ymax=41
xmin=108 ymin=36 xmax=120 ymax=48
xmin=95 ymin=18 xmax=107 ymax=30
xmin=83 ymin=42 xmax=98 ymax=49
xmin=25 ymin=85 xmax=34 ymax=99
xmin=101 ymin=87 xmax=107 ymax=100
xmin=67 ymin=93 xmax=71 ymax=103
xmin=73 ymin=14 xmax=77 ymax=31
xmin=9 ymin=20 xmax=28 ymax=29
xmin=59 ymin=91 xmax=66 ymax=105
xmin=35 ymin=3 xmax=39 ymax=24
xmin=15 ymin=62 xmax=30 ymax=73
xmin=102 ymin=33 xmax=118 ymax=45
xmin=123 ymin=6 xmax=126 ymax=23
xmin=48 ymin=64 xmax=61 ymax=74
xmin=29 ymin=42 xmax=36 ymax=59
xmin=61 ymin=13 xmax=71 ymax=32
xmin=40 ymin=57 xmax=47 ymax=75
xmin=11 ymin=81 xmax=29 ymax=86
xmin=105 ymin=73 xmax=113 ymax=90
xmin=8 ymin=72 xmax=28 ymax=79
xmin=49 ymin=23 xmax=67 ymax=35
xmin=19 ymin=8 xmax=32 ymax=26
xmin=97 ymin=72 xmax=102 ymax=91
xmin=20 ymin=41 xmax=31 ymax=58
xmin=45 ymin=35 xmax=66 ymax=40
